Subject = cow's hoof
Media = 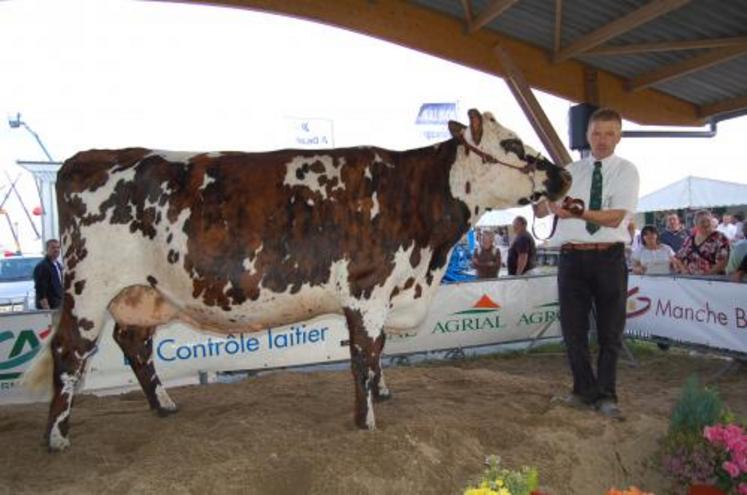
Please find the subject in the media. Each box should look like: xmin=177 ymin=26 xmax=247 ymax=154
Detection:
xmin=156 ymin=406 xmax=179 ymax=417
xmin=374 ymin=389 xmax=392 ymax=402
xmin=48 ymin=433 xmax=70 ymax=452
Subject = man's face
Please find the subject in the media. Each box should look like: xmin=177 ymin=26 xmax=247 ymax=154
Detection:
xmin=722 ymin=214 xmax=732 ymax=224
xmin=512 ymin=219 xmax=525 ymax=233
xmin=587 ymin=119 xmax=622 ymax=160
xmin=666 ymin=215 xmax=681 ymax=231
xmin=46 ymin=241 xmax=60 ymax=259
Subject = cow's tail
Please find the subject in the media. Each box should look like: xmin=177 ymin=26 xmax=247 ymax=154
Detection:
xmin=20 ymin=311 xmax=61 ymax=397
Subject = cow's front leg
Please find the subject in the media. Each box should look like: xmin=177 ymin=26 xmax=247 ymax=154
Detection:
xmin=113 ymin=323 xmax=177 ymax=416
xmin=343 ymin=307 xmax=385 ymax=430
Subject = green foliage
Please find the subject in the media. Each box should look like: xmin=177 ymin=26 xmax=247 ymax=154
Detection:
xmin=668 ymin=375 xmax=726 ymax=437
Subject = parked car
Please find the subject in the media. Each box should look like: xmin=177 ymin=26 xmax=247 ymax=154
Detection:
xmin=0 ymin=255 xmax=42 ymax=313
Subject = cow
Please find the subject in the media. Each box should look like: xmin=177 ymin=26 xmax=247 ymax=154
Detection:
xmin=24 ymin=109 xmax=571 ymax=451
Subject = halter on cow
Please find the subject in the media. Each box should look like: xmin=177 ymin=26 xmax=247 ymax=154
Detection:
xmin=25 ymin=109 xmax=571 ymax=451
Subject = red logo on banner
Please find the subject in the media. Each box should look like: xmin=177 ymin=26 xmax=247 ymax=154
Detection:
xmin=626 ymin=286 xmax=651 ymax=318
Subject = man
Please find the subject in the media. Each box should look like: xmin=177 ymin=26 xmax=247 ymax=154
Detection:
xmin=717 ymin=213 xmax=736 ymax=241
xmin=472 ymin=230 xmax=501 ymax=279
xmin=726 ymin=222 xmax=747 ymax=276
xmin=535 ymin=107 xmax=639 ymax=420
xmin=507 ymin=216 xmax=536 ymax=276
xmin=33 ymin=239 xmax=64 ymax=310
xmin=732 ymin=212 xmax=745 ymax=242
xmin=659 ymin=213 xmax=688 ymax=253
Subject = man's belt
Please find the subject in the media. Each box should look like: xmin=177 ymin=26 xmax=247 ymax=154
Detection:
xmin=561 ymin=242 xmax=622 ymax=252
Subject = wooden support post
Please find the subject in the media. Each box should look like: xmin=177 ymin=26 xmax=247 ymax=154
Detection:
xmin=494 ymin=44 xmax=573 ymax=166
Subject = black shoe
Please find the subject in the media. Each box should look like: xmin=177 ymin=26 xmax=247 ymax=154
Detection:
xmin=596 ymin=399 xmax=625 ymax=421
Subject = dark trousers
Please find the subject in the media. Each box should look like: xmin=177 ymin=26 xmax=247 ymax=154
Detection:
xmin=557 ymin=243 xmax=628 ymax=403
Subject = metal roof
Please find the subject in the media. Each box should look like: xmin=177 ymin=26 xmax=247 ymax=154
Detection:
xmin=413 ymin=0 xmax=747 ymax=115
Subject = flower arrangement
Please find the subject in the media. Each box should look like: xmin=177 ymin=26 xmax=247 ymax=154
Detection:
xmin=660 ymin=375 xmax=730 ymax=490
xmin=463 ymin=455 xmax=540 ymax=495
xmin=703 ymin=424 xmax=747 ymax=494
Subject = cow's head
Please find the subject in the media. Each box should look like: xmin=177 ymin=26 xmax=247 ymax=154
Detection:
xmin=448 ymin=109 xmax=571 ymax=212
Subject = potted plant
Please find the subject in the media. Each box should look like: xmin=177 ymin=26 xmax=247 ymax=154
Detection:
xmin=660 ymin=375 xmax=730 ymax=493
xmin=463 ymin=455 xmax=541 ymax=495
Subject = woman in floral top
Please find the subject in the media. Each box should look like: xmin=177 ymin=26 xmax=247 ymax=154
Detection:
xmin=676 ymin=210 xmax=730 ymax=275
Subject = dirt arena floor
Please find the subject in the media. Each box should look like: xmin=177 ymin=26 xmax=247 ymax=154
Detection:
xmin=1 ymin=345 xmax=745 ymax=495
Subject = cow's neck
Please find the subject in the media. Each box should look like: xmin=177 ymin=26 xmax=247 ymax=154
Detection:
xmin=448 ymin=145 xmax=500 ymax=225
xmin=404 ymin=140 xmax=472 ymax=275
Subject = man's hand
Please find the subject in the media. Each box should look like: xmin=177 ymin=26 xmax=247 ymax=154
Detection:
xmin=548 ymin=201 xmax=575 ymax=219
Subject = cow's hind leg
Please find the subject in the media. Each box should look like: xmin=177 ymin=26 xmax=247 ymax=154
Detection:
xmin=372 ymin=333 xmax=391 ymax=401
xmin=343 ymin=307 xmax=386 ymax=430
xmin=46 ymin=310 xmax=98 ymax=452
xmin=113 ymin=323 xmax=177 ymax=416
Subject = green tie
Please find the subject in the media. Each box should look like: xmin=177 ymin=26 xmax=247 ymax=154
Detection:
xmin=586 ymin=161 xmax=603 ymax=234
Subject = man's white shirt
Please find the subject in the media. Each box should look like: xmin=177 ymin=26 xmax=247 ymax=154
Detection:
xmin=550 ymin=154 xmax=640 ymax=246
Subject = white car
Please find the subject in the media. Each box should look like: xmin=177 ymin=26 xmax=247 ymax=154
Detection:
xmin=0 ymin=255 xmax=43 ymax=313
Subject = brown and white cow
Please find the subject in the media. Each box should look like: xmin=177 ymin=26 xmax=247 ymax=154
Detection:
xmin=25 ymin=109 xmax=570 ymax=451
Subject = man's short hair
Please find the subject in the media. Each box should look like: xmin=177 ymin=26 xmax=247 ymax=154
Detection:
xmin=45 ymin=239 xmax=60 ymax=248
xmin=514 ymin=216 xmax=527 ymax=227
xmin=589 ymin=107 xmax=622 ymax=126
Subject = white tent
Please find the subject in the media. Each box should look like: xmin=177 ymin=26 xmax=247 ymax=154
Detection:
xmin=475 ymin=206 xmax=533 ymax=227
xmin=637 ymin=176 xmax=747 ymax=212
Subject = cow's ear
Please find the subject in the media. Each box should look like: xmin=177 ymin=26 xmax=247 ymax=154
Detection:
xmin=448 ymin=121 xmax=467 ymax=142
xmin=468 ymin=109 xmax=483 ymax=145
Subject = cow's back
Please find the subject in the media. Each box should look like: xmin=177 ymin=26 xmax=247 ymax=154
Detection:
xmin=57 ymin=144 xmax=465 ymax=331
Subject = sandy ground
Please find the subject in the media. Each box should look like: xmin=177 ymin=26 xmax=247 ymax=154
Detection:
xmin=1 ymin=346 xmax=745 ymax=495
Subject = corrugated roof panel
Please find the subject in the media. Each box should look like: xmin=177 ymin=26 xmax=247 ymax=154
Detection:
xmin=411 ymin=0 xmax=747 ymax=109
xmin=655 ymin=56 xmax=747 ymax=105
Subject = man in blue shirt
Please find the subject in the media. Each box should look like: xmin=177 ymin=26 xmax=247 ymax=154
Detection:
xmin=659 ymin=213 xmax=688 ymax=253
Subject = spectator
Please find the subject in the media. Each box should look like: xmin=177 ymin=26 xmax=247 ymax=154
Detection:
xmin=730 ymin=254 xmax=747 ymax=282
xmin=507 ymin=216 xmax=536 ymax=275
xmin=726 ymin=222 xmax=747 ymax=275
xmin=472 ymin=229 xmax=501 ymax=278
xmin=732 ymin=212 xmax=745 ymax=242
xmin=33 ymin=239 xmax=64 ymax=310
xmin=717 ymin=213 xmax=737 ymax=241
xmin=675 ymin=210 xmax=730 ymax=275
xmin=630 ymin=225 xmax=678 ymax=275
xmin=659 ymin=212 xmax=688 ymax=252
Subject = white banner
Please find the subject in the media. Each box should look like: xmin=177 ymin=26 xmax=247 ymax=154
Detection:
xmin=415 ymin=102 xmax=458 ymax=143
xmin=0 ymin=310 xmax=54 ymax=403
xmin=285 ymin=117 xmax=334 ymax=149
xmin=1 ymin=277 xmax=561 ymax=404
xmin=625 ymin=275 xmax=747 ymax=353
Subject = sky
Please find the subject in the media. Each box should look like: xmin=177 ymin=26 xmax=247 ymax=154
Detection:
xmin=1 ymin=0 xmax=746 ymax=253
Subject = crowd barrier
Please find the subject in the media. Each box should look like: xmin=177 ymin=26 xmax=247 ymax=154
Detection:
xmin=1 ymin=273 xmax=744 ymax=405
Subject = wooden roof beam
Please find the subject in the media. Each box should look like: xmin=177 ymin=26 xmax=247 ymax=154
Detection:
xmin=554 ymin=0 xmax=691 ymax=63
xmin=468 ymin=0 xmax=519 ymax=33
xmin=589 ymin=36 xmax=747 ymax=56
xmin=628 ymin=43 xmax=747 ymax=92
xmin=699 ymin=94 xmax=747 ymax=119
xmin=176 ymin=0 xmax=702 ymax=126
xmin=459 ymin=0 xmax=473 ymax=25
xmin=494 ymin=44 xmax=572 ymax=166
xmin=554 ymin=0 xmax=563 ymax=54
